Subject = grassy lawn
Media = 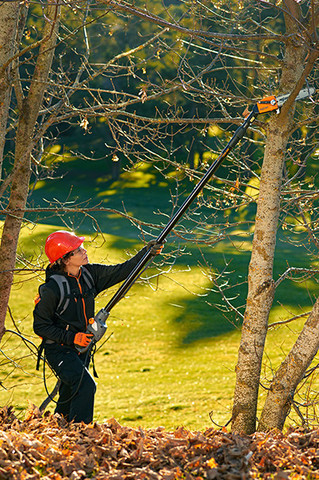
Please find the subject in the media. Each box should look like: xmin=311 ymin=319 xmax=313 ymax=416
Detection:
xmin=2 ymin=219 xmax=319 ymax=432
xmin=1 ymin=156 xmax=318 ymax=431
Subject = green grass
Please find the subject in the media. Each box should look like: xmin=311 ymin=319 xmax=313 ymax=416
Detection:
xmin=2 ymin=221 xmax=319 ymax=431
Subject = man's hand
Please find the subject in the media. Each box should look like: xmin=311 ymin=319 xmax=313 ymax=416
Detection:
xmin=147 ymin=239 xmax=165 ymax=256
xmin=74 ymin=332 xmax=94 ymax=347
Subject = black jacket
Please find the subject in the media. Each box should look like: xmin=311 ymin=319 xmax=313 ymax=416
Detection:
xmin=33 ymin=247 xmax=147 ymax=346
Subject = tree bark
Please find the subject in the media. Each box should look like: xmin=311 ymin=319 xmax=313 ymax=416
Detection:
xmin=0 ymin=2 xmax=20 ymax=177
xmin=0 ymin=0 xmax=60 ymax=342
xmin=231 ymin=0 xmax=308 ymax=434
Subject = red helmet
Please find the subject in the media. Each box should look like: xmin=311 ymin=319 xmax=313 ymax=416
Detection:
xmin=45 ymin=230 xmax=85 ymax=263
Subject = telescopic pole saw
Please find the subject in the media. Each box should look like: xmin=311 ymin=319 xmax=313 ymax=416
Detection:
xmin=77 ymin=87 xmax=314 ymax=353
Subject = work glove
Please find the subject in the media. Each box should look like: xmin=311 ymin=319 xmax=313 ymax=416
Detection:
xmin=146 ymin=239 xmax=165 ymax=256
xmin=74 ymin=332 xmax=94 ymax=348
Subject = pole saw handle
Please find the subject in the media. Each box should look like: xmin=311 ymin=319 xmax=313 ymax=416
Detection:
xmin=75 ymin=308 xmax=109 ymax=353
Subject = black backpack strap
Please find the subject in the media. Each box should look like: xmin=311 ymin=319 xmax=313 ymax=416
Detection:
xmin=81 ymin=267 xmax=95 ymax=292
xmin=50 ymin=274 xmax=71 ymax=315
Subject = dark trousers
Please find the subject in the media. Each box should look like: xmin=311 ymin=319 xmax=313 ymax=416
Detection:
xmin=44 ymin=343 xmax=96 ymax=424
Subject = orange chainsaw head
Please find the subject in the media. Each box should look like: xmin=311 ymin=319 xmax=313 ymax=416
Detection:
xmin=256 ymin=96 xmax=279 ymax=114
xmin=243 ymin=95 xmax=279 ymax=118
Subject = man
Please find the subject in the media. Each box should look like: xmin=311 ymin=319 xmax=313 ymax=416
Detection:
xmin=33 ymin=230 xmax=163 ymax=423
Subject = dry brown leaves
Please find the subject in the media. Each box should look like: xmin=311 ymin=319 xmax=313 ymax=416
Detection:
xmin=1 ymin=405 xmax=319 ymax=479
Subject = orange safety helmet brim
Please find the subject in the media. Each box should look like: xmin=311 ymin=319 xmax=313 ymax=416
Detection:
xmin=45 ymin=230 xmax=85 ymax=264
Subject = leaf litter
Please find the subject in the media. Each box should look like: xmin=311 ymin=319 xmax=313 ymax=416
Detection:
xmin=1 ymin=405 xmax=319 ymax=479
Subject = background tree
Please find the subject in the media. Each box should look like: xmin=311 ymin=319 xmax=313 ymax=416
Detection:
xmin=0 ymin=0 xmax=61 ymax=341
xmin=0 ymin=2 xmax=19 ymax=174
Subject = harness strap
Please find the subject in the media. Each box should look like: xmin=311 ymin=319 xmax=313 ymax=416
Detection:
xmin=82 ymin=267 xmax=95 ymax=292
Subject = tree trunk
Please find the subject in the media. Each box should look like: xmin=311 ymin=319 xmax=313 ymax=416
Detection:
xmin=0 ymin=0 xmax=61 ymax=342
xmin=231 ymin=0 xmax=307 ymax=434
xmin=258 ymin=298 xmax=319 ymax=431
xmin=231 ymin=112 xmax=292 ymax=434
xmin=0 ymin=2 xmax=20 ymax=177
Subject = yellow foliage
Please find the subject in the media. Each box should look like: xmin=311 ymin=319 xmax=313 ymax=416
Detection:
xmin=208 ymin=125 xmax=223 ymax=137
xmin=245 ymin=176 xmax=260 ymax=199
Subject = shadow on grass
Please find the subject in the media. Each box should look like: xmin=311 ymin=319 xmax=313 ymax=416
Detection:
xmin=169 ymin=245 xmax=248 ymax=345
xmin=168 ymin=240 xmax=317 ymax=346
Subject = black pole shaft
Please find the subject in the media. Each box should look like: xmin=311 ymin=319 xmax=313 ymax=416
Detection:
xmin=104 ymin=109 xmax=257 ymax=313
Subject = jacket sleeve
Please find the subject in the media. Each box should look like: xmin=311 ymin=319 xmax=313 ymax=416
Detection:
xmin=33 ymin=283 xmax=76 ymax=345
xmin=86 ymin=246 xmax=148 ymax=294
